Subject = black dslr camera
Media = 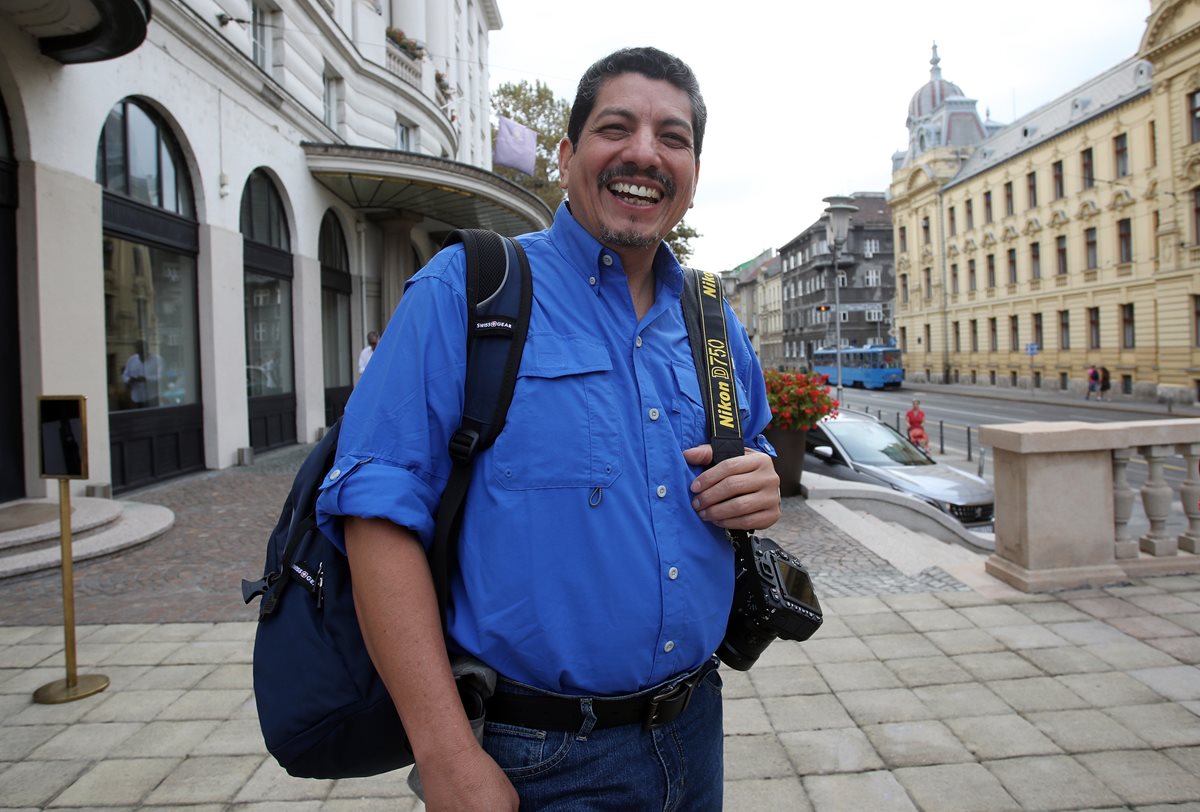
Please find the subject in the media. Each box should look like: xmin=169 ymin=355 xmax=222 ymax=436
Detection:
xmin=717 ymin=534 xmax=823 ymax=671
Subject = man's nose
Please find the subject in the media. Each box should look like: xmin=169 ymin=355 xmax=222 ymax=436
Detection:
xmin=619 ymin=127 xmax=660 ymax=168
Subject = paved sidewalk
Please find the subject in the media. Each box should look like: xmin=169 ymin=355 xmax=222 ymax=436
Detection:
xmin=1 ymin=446 xmax=1199 ymax=810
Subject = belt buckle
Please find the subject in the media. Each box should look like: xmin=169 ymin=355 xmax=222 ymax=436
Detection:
xmin=643 ymin=671 xmax=701 ymax=731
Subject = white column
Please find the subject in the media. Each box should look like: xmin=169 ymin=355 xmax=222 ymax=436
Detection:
xmin=293 ymin=253 xmax=325 ymax=440
xmin=197 ymin=223 xmax=250 ymax=468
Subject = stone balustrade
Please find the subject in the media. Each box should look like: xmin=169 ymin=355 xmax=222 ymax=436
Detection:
xmin=385 ymin=41 xmax=421 ymax=90
xmin=980 ymin=418 xmax=1200 ymax=592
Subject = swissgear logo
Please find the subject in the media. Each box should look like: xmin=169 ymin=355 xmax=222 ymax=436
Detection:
xmin=476 ymin=318 xmax=515 ymax=331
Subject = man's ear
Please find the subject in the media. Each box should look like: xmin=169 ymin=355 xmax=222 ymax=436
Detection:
xmin=558 ymin=137 xmax=574 ymax=190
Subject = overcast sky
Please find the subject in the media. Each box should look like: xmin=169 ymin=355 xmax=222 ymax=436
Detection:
xmin=486 ymin=1 xmax=1152 ymax=272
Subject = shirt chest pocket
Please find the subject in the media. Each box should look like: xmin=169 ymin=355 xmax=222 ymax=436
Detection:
xmin=492 ymin=334 xmax=622 ymax=490
xmin=670 ymin=361 xmax=709 ymax=450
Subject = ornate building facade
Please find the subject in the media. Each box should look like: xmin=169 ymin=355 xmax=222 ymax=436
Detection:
xmin=890 ymin=1 xmax=1200 ymax=403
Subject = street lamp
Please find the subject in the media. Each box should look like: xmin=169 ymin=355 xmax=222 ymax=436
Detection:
xmin=823 ymin=195 xmax=858 ymax=405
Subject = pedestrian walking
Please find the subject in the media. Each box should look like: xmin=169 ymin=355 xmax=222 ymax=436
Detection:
xmin=1099 ymin=366 xmax=1111 ymax=401
xmin=1086 ymin=364 xmax=1100 ymax=399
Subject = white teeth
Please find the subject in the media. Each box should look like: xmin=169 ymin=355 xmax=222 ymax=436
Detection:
xmin=609 ymin=182 xmax=662 ymax=201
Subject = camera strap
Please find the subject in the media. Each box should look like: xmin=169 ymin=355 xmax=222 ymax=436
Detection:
xmin=680 ymin=268 xmax=745 ymax=468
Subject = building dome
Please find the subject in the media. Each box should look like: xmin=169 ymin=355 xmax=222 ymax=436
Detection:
xmin=907 ymin=43 xmax=963 ymax=121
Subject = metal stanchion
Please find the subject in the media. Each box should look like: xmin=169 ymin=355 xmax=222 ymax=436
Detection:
xmin=939 ymin=420 xmax=945 ymax=454
xmin=966 ymin=426 xmax=973 ymax=461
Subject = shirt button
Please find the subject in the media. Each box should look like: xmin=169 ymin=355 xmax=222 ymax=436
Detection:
xmin=656 ymin=485 xmax=667 ymax=498
xmin=602 ymin=254 xmax=614 ymax=266
xmin=635 ymin=336 xmax=643 ymax=348
xmin=329 ymin=469 xmax=341 ymax=481
xmin=588 ymin=276 xmax=597 ymax=286
xmin=668 ymin=566 xmax=679 ymax=580
xmin=663 ymin=641 xmax=675 ymax=653
xmin=649 ymin=408 xmax=660 ymax=421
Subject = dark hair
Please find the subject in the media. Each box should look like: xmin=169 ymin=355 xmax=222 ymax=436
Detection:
xmin=567 ymin=47 xmax=707 ymax=158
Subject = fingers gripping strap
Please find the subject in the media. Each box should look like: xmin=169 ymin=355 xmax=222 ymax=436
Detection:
xmin=681 ymin=268 xmax=745 ymax=467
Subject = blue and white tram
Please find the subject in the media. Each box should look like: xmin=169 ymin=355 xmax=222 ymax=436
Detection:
xmin=810 ymin=345 xmax=904 ymax=390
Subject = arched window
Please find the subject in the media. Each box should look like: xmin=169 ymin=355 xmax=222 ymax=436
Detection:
xmin=241 ymin=169 xmax=295 ymax=450
xmin=97 ymin=98 xmax=203 ymax=491
xmin=319 ymin=210 xmax=352 ymax=424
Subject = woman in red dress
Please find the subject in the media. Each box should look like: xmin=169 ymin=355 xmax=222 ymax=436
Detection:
xmin=906 ymin=398 xmax=930 ymax=453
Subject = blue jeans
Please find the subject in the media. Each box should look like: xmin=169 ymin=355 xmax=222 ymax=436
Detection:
xmin=482 ymin=667 xmax=724 ymax=811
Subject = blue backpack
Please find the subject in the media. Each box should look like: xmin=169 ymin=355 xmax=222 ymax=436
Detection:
xmin=242 ymin=229 xmax=532 ymax=778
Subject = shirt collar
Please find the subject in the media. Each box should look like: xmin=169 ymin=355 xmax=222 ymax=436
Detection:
xmin=548 ymin=202 xmax=685 ymax=297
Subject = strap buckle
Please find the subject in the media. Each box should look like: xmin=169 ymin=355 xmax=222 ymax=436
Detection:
xmin=642 ymin=659 xmax=715 ymax=731
xmin=448 ymin=428 xmax=480 ymax=464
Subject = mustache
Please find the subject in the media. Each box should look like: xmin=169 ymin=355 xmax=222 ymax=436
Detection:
xmin=597 ymin=164 xmax=676 ymax=199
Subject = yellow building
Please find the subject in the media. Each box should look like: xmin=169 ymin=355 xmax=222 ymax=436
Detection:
xmin=890 ymin=1 xmax=1200 ymax=403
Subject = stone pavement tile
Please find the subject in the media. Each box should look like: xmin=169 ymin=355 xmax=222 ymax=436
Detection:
xmin=111 ymin=719 xmax=221 ymax=757
xmin=233 ymin=694 xmax=259 ymax=720
xmin=1069 ymin=596 xmax=1149 ymax=619
xmin=1019 ymin=645 xmax=1114 ymax=676
xmin=232 ymin=803 xmax=323 ymax=812
xmin=1186 ymin=700 xmax=1200 ymax=717
xmin=1026 ymin=708 xmax=1151 ymax=752
xmin=723 ymin=733 xmax=795 ymax=780
xmin=30 ymin=721 xmax=143 ymax=759
xmin=1107 ymin=615 xmax=1196 ymax=639
xmin=0 ymin=643 xmax=59 ymax=668
xmin=1147 ymin=635 xmax=1200 ymax=664
xmin=815 ymin=661 xmax=902 ymax=692
xmin=1105 ymin=584 xmax=1164 ymax=597
xmin=127 ymin=663 xmax=217 ymax=690
xmin=1165 ymin=745 xmax=1200 ymax=774
xmin=944 ymin=714 xmax=1062 ymax=759
xmin=1125 ymin=593 xmax=1200 ymax=615
xmin=144 ymin=754 xmax=266 ymax=805
xmin=840 ymin=612 xmax=915 ymax=637
xmin=837 ymin=688 xmax=934 ymax=726
xmin=234 ymin=756 xmax=332 ymax=803
xmin=142 ymin=622 xmax=216 ymax=641
xmin=862 ymin=633 xmax=941 ymax=660
xmin=911 ymin=683 xmax=1013 ymax=719
xmin=779 ymin=728 xmax=883 ymax=775
xmin=984 ymin=624 xmax=1072 ymax=650
xmin=862 ymin=720 xmax=974 ymax=768
xmin=958 ymin=605 xmax=1035 ymax=627
xmin=880 ymin=593 xmax=948 ymax=612
xmin=192 ymin=718 xmax=268 ymax=755
xmin=195 ymin=622 xmax=257 ymax=643
xmin=747 ymin=664 xmax=829 ymax=697
xmin=923 ymin=628 xmax=1004 ymax=656
xmin=49 ymin=757 xmax=179 ymax=807
xmin=883 ymin=655 xmax=975 ymax=688
xmin=898 ymin=609 xmax=973 ymax=632
xmin=1058 ymin=671 xmax=1169 ymax=707
xmin=893 ymin=763 xmax=1020 ymax=812
xmin=724 ymin=776 xmax=811 ymax=812
xmin=720 ymin=668 xmax=755 ymax=699
xmin=0 ymin=724 xmax=64 ymax=760
xmin=161 ymin=640 xmax=251 ymax=665
xmin=1077 ymin=750 xmax=1200 ymax=806
xmin=952 ymin=652 xmax=1044 ymax=681
xmin=8 ymin=693 xmax=100 ymax=725
xmin=810 ymin=617 xmax=852 ymax=639
xmin=81 ymin=689 xmax=185 ymax=722
xmin=82 ymin=624 xmax=157 ymax=644
xmin=986 ymin=753 xmax=1124 ymax=810
xmin=1050 ymin=620 xmax=1136 ymax=645
xmin=0 ymin=759 xmax=90 ymax=807
xmin=157 ymin=688 xmax=253 ymax=721
xmin=1129 ymin=665 xmax=1200 ymax=701
xmin=0 ymin=692 xmax=26 ymax=717
xmin=1014 ymin=601 xmax=1092 ymax=624
xmin=74 ymin=642 xmax=125 ymax=667
xmin=100 ymin=641 xmax=187 ymax=667
xmin=0 ymin=665 xmax=63 ymax=694
xmin=805 ymin=770 xmax=918 ymax=812
xmin=724 ymin=697 xmax=773 ymax=735
xmin=1085 ymin=640 xmax=1182 ymax=669
xmin=1106 ymin=703 xmax=1200 ymax=748
xmin=0 ymin=626 xmax=40 ymax=645
xmin=934 ymin=590 xmax=997 ymax=608
xmin=763 ymin=694 xmax=856 ymax=732
xmin=754 ymin=640 xmax=811 ymax=668
xmin=798 ymin=637 xmax=876 ymax=664
xmin=988 ymin=677 xmax=1090 ymax=713
xmin=324 ymin=799 xmax=421 ymax=812
xmin=326 ymin=765 xmax=416 ymax=799
xmin=1173 ymin=613 xmax=1200 ymax=633
xmin=195 ymin=663 xmax=253 ymax=690
xmin=824 ymin=596 xmax=891 ymax=616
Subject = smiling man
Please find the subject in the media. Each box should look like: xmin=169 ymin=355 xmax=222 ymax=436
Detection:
xmin=317 ymin=47 xmax=780 ymax=810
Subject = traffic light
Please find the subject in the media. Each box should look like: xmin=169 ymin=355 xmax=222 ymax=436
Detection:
xmin=817 ymin=305 xmax=830 ymax=312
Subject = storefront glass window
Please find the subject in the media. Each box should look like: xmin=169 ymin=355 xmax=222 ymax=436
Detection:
xmin=244 ymin=271 xmax=294 ymax=397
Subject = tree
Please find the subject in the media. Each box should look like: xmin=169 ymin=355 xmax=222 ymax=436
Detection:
xmin=491 ymin=80 xmax=702 ymax=261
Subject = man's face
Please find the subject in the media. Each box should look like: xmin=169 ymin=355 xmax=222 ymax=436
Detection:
xmin=559 ymin=72 xmax=700 ymax=256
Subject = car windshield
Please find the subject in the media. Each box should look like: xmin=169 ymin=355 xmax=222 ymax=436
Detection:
xmin=822 ymin=419 xmax=933 ymax=467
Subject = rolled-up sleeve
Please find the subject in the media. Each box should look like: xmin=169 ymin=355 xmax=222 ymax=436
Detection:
xmin=316 ymin=250 xmax=468 ymax=552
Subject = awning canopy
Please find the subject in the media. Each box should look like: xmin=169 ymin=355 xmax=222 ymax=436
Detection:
xmin=304 ymin=143 xmax=553 ymax=237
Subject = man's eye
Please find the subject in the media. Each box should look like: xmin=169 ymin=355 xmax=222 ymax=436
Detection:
xmin=663 ymin=133 xmax=691 ymax=148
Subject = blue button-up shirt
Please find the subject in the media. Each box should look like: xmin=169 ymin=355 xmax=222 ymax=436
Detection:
xmin=317 ymin=204 xmax=773 ymax=695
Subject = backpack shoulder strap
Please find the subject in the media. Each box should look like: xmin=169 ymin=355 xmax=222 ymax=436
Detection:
xmin=680 ymin=267 xmax=745 ymax=467
xmin=430 ymin=229 xmax=532 ymax=620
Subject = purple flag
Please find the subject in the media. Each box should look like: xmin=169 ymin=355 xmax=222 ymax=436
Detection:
xmin=494 ymin=116 xmax=537 ymax=176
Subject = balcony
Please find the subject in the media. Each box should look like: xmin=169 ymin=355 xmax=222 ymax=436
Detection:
xmin=385 ymin=40 xmax=422 ymax=90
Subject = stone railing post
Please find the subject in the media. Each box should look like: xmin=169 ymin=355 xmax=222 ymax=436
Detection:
xmin=1178 ymin=443 xmax=1200 ymax=554
xmin=1138 ymin=444 xmax=1177 ymax=556
xmin=1111 ymin=448 xmax=1137 ymax=559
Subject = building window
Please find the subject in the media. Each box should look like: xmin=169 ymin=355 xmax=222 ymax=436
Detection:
xmin=986 ymin=254 xmax=996 ymax=288
xmin=1027 ymin=172 xmax=1037 ymax=209
xmin=965 ymin=199 xmax=974 ymax=230
xmin=1060 ymin=371 xmax=1069 ymax=390
xmin=1088 ymin=306 xmax=1100 ymax=349
xmin=1085 ymin=227 xmax=1098 ymax=269
xmin=1007 ymin=248 xmax=1018 ymax=284
xmin=1122 ymin=374 xmax=1133 ymax=395
xmin=1150 ymin=120 xmax=1157 ymax=167
xmin=953 ymin=321 xmax=961 ymax=352
xmin=319 ymin=211 xmax=353 ymax=418
xmin=900 ymin=273 xmax=909 ymax=303
xmin=970 ymin=319 xmax=978 ymax=352
xmin=866 ymin=309 xmax=883 ymax=322
xmin=1053 ymin=160 xmax=1064 ymax=199
xmin=1004 ymin=181 xmax=1014 ymax=216
xmin=1190 ymin=90 xmax=1200 ymax=143
xmin=1033 ymin=312 xmax=1044 ymax=349
xmin=899 ymin=326 xmax=908 ymax=352
xmin=1009 ymin=315 xmax=1019 ymax=352
xmin=950 ymin=263 xmax=959 ymax=294
xmin=865 ymin=268 xmax=880 ymax=286
xmin=948 ymin=206 xmax=957 ymax=236
xmin=1081 ymin=147 xmax=1094 ymax=189
xmin=1114 ymin=133 xmax=1129 ymax=177
xmin=1030 ymin=242 xmax=1041 ymax=280
xmin=251 ymin=2 xmax=273 ymax=72
xmin=1194 ymin=295 xmax=1200 ymax=347
xmin=984 ymin=190 xmax=993 ymax=223
xmin=396 ymin=119 xmax=412 ymax=151
xmin=968 ymin=259 xmax=977 ymax=291
xmin=1122 ymin=303 xmax=1135 ymax=348
xmin=899 ymin=226 xmax=907 ymax=253
xmin=924 ymin=323 xmax=931 ymax=349
xmin=1117 ymin=218 xmax=1132 ymax=264
xmin=1193 ymin=188 xmax=1200 ymax=243
xmin=923 ymin=267 xmax=932 ymax=299
xmin=323 ymin=69 xmax=343 ymax=132
xmin=1059 ymin=310 xmax=1070 ymax=350
xmin=1056 ymin=235 xmax=1068 ymax=275
xmin=921 ymin=216 xmax=930 ymax=245
xmin=988 ymin=317 xmax=998 ymax=352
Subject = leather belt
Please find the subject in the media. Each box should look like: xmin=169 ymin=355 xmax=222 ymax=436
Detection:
xmin=485 ymin=658 xmax=718 ymax=732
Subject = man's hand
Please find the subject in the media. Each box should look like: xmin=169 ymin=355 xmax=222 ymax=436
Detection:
xmin=684 ymin=445 xmax=781 ymax=531
xmin=419 ymin=741 xmax=518 ymax=811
